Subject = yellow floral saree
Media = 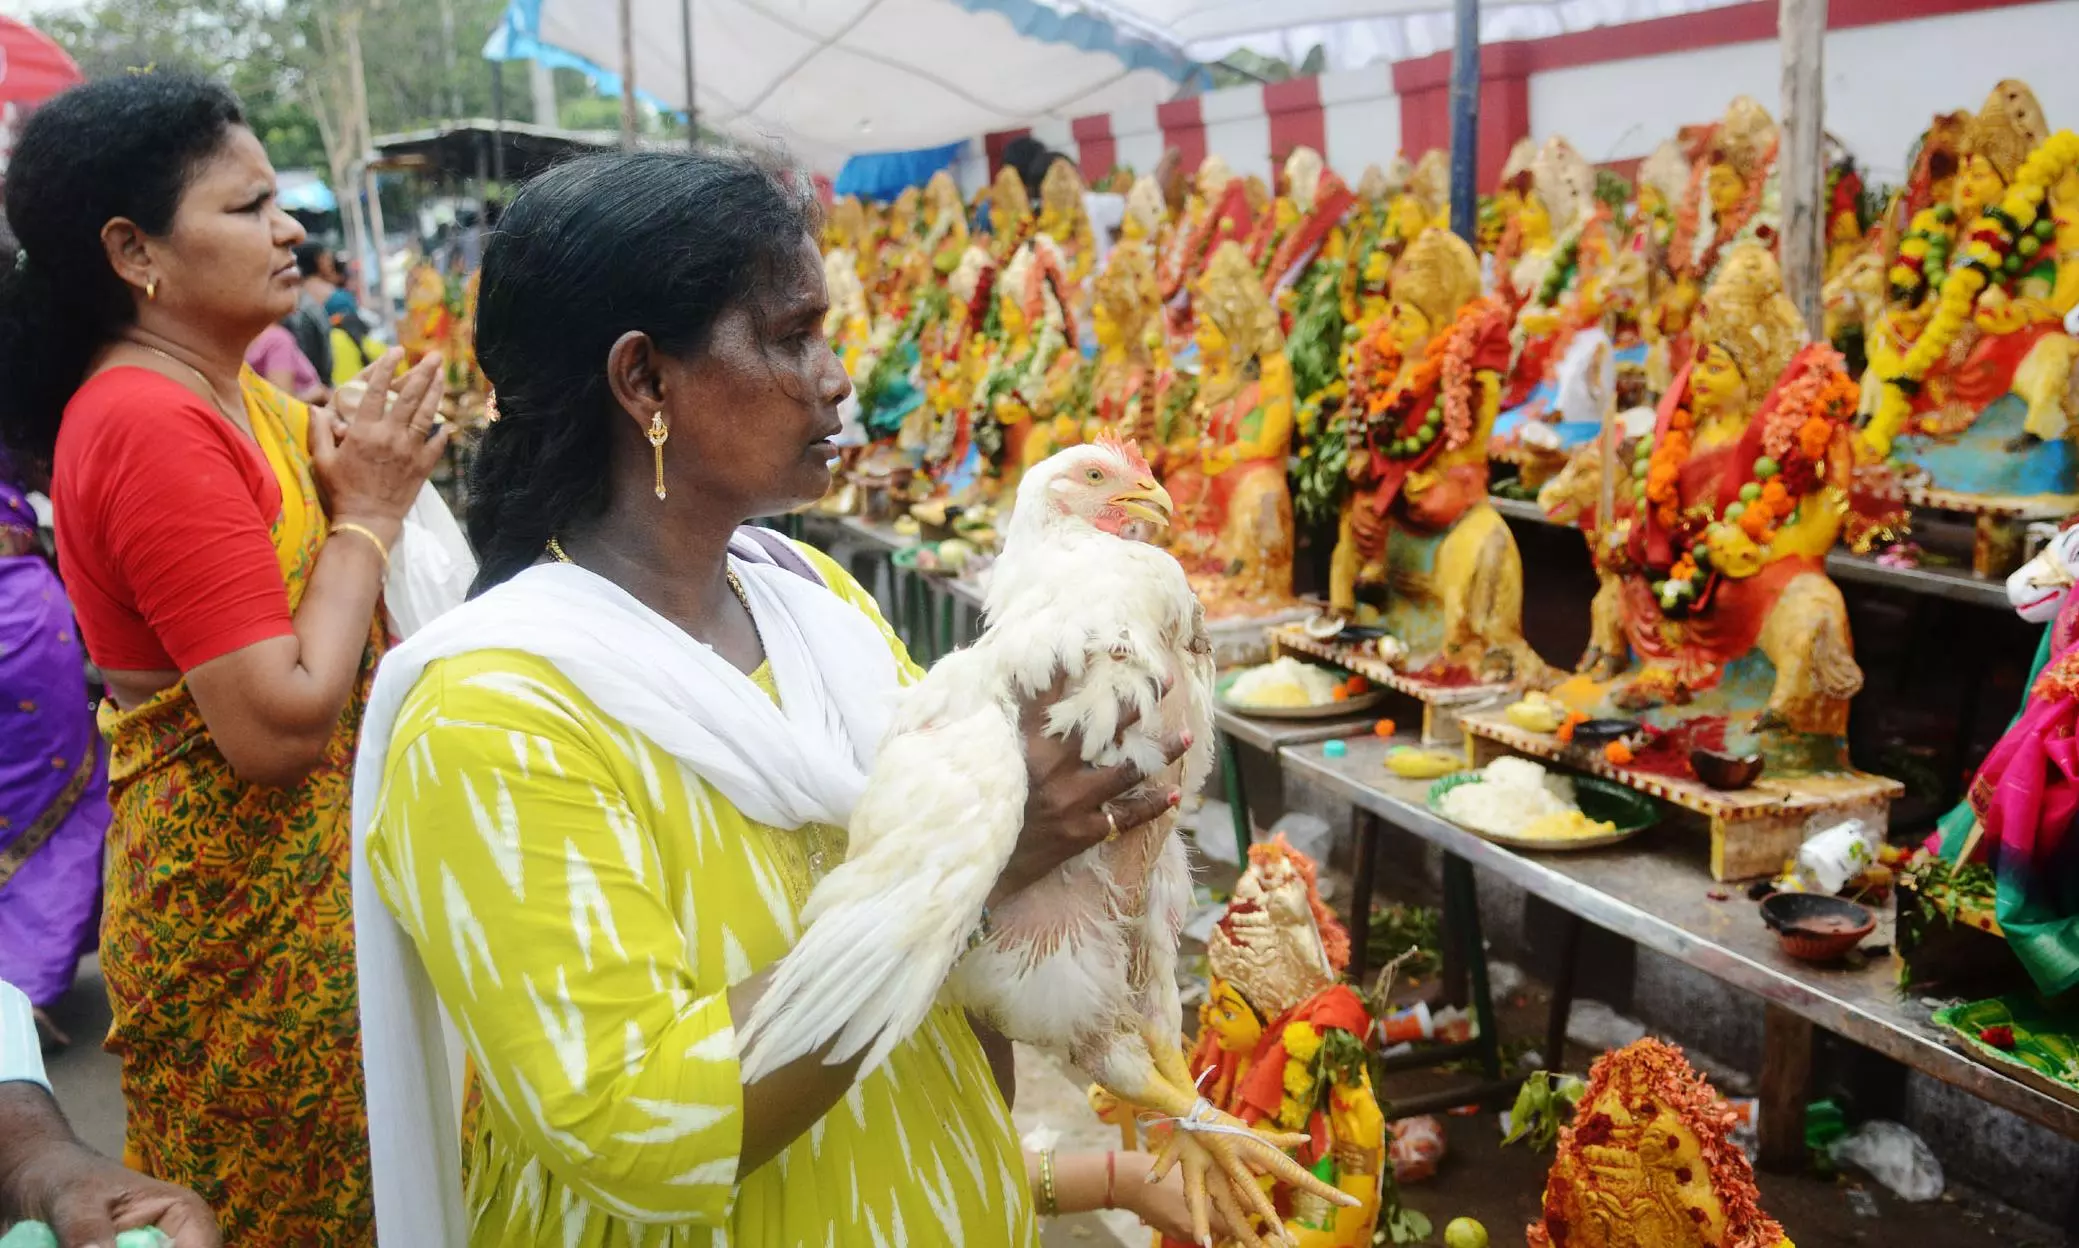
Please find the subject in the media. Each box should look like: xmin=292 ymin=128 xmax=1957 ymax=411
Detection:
xmin=98 ymin=370 xmax=383 ymax=1244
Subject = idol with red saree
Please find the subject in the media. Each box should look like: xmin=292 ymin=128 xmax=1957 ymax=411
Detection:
xmin=1166 ymin=838 xmax=1383 ymax=1248
xmin=1549 ymin=244 xmax=1866 ymax=776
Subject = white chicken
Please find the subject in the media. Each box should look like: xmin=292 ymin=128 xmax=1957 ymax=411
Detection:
xmin=739 ymin=437 xmax=1353 ymax=1245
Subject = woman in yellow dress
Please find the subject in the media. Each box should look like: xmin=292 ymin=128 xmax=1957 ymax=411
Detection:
xmin=353 ymin=150 xmax=1215 ymax=1246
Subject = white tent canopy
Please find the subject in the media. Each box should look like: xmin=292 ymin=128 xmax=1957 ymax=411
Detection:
xmin=1057 ymin=0 xmax=1753 ymax=72
xmin=488 ymin=0 xmax=1764 ymax=169
xmin=484 ymin=0 xmax=1205 ymax=172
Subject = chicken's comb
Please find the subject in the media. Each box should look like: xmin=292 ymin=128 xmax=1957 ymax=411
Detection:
xmin=1095 ymin=431 xmax=1153 ymax=478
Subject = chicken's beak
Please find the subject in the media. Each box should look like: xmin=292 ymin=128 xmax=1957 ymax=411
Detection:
xmin=1113 ymin=478 xmax=1174 ymax=528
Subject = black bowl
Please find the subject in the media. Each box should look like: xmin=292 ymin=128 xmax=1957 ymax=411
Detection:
xmin=1692 ymin=748 xmax=1765 ymax=790
xmin=1759 ymin=893 xmax=1876 ymax=962
xmin=1571 ymin=718 xmax=1640 ymax=748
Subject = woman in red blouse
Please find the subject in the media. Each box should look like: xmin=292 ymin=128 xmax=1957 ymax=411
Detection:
xmin=0 ymin=74 xmax=447 ymax=1243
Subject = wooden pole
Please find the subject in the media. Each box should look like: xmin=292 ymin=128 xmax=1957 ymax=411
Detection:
xmin=490 ymin=61 xmax=507 ymax=185
xmin=619 ymin=0 xmax=639 ymax=150
xmin=1598 ymin=342 xmax=1617 ymax=539
xmin=1778 ymin=0 xmax=1827 ymax=337
xmin=680 ymin=0 xmax=698 ymax=148
xmin=345 ymin=9 xmax=393 ymax=335
xmin=1447 ymin=0 xmax=1481 ymax=248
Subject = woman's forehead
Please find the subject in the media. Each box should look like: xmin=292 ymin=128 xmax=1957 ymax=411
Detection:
xmin=186 ymin=128 xmax=273 ymax=195
xmin=758 ymin=237 xmax=827 ymax=310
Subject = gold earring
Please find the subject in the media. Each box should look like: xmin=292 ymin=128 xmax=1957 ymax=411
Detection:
xmin=145 ymin=277 xmax=159 ymax=302
xmin=647 ymin=411 xmax=669 ymax=500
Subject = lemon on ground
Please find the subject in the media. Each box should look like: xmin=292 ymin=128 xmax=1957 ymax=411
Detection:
xmin=1444 ymin=1217 xmax=1489 ymax=1248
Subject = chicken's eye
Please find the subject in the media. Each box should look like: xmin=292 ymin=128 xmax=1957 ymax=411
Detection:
xmin=1085 ymin=467 xmax=1106 ymax=483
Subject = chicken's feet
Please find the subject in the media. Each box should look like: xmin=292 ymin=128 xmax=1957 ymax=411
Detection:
xmin=1131 ymin=1067 xmax=1359 ymax=1248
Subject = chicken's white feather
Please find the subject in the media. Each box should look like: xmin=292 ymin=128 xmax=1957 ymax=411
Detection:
xmin=736 ymin=440 xmax=1215 ymax=1087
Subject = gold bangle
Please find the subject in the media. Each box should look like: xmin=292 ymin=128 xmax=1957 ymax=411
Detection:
xmin=330 ymin=521 xmax=391 ymax=572
xmin=1037 ymin=1148 xmax=1059 ymax=1217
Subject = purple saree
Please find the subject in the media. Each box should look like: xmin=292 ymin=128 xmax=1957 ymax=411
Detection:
xmin=0 ymin=449 xmax=109 ymax=1007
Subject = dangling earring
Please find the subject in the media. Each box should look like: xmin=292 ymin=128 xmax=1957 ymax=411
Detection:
xmin=145 ymin=277 xmax=159 ymax=302
xmin=647 ymin=411 xmax=670 ymax=500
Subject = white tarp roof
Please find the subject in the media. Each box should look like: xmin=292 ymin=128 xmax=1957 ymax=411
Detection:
xmin=487 ymin=0 xmax=1760 ymax=168
xmin=1059 ymin=0 xmax=1753 ymax=71
xmin=484 ymin=0 xmax=1205 ymax=172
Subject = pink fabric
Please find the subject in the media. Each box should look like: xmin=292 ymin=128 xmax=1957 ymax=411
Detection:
xmin=246 ymin=323 xmax=321 ymax=398
xmin=1975 ymin=691 xmax=2079 ymax=877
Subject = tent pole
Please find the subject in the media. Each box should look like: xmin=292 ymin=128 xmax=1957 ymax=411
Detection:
xmin=1778 ymin=0 xmax=1827 ymax=337
xmin=1448 ymin=0 xmax=1480 ymax=248
xmin=681 ymin=0 xmax=698 ymax=148
xmin=619 ymin=0 xmax=638 ymax=150
xmin=490 ymin=61 xmax=507 ymax=185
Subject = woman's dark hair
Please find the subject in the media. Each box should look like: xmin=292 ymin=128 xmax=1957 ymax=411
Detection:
xmin=466 ymin=148 xmax=820 ymax=593
xmin=0 ymin=74 xmax=247 ymax=470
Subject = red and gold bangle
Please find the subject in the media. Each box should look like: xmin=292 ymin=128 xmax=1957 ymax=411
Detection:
xmin=1103 ymin=1150 xmax=1117 ymax=1210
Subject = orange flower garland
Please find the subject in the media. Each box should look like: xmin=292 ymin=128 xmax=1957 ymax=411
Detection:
xmin=1645 ymin=407 xmax=1693 ymax=530
xmin=1668 ymin=137 xmax=1778 ymax=282
xmin=1665 ymin=158 xmax=1712 ymax=277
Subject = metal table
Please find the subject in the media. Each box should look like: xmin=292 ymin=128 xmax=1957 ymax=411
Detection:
xmin=1283 ymin=732 xmax=2079 ymax=1162
xmin=1212 ymin=707 xmax=1377 ymax=867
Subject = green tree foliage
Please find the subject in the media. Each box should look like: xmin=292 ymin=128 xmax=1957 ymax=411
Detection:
xmin=36 ymin=0 xmax=512 ymax=172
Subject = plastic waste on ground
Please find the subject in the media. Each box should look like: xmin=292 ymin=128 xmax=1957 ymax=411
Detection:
xmin=1828 ymin=1119 xmax=1946 ymax=1202
xmin=1268 ymin=811 xmax=1336 ymax=875
xmin=1187 ymin=799 xmax=1240 ymax=865
xmin=1486 ymin=958 xmax=1527 ymax=1000
xmin=1563 ymin=998 xmax=1648 ymax=1052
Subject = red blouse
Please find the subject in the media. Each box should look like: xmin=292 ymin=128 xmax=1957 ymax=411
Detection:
xmin=53 ymin=367 xmax=297 ymax=672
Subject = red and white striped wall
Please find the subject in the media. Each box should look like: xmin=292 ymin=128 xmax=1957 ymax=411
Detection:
xmin=971 ymin=0 xmax=2079 ymax=194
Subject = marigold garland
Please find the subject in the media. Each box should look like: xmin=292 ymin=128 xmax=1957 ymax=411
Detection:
xmin=1864 ymin=129 xmax=2079 ymax=455
xmin=1639 ymin=345 xmax=1857 ymax=608
xmin=1363 ymin=296 xmax=1507 ymax=462
xmin=1665 ymin=156 xmax=1713 ymax=277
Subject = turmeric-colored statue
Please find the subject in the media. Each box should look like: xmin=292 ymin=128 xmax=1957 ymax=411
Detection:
xmin=823 ymin=246 xmax=874 ymax=379
xmin=1492 ymin=137 xmax=1629 ymax=465
xmin=1628 ymin=140 xmax=1696 ymax=395
xmin=1089 ymin=240 xmax=1167 ymax=449
xmin=1038 ymin=159 xmax=1098 ymax=285
xmin=1339 ymin=152 xmax=1449 ymax=332
xmin=988 ymin=163 xmax=1034 ymax=263
xmin=1159 ymin=157 xmax=1255 ymax=341
xmin=1485 ymin=138 xmax=1539 ymax=260
xmin=1860 ymin=80 xmax=2079 ymax=516
xmin=1824 ymin=149 xmax=1871 ymax=282
xmin=1544 ymin=244 xmax=1864 ymax=768
xmin=399 ymin=257 xmax=450 ymax=366
xmin=1254 ymin=146 xmax=1358 ymax=297
xmin=1122 ymin=173 xmax=1170 ymax=249
xmin=1658 ymin=98 xmax=1781 ymax=364
xmin=973 ymin=236 xmax=1084 ymax=502
xmin=1528 ymin=1038 xmax=1792 ymax=1248
xmin=1163 ymin=837 xmax=1383 ymax=1248
xmin=1161 ymin=241 xmax=1297 ymax=617
xmin=914 ymin=244 xmax=998 ymax=499
xmin=920 ymin=169 xmax=971 ymax=276
xmin=1332 ymin=228 xmax=1547 ymax=683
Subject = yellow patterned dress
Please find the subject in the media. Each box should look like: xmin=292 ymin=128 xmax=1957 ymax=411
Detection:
xmin=99 ymin=371 xmax=381 ymax=1243
xmin=365 ymin=546 xmax=1039 ymax=1247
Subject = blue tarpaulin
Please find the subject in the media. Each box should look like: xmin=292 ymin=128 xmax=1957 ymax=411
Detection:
xmin=834 ymin=142 xmax=967 ymax=202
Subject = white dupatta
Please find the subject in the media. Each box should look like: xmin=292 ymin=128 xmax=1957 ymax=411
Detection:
xmin=350 ymin=531 xmax=902 ymax=1245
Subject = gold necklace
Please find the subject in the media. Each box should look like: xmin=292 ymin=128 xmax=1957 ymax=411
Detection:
xmin=545 ymin=536 xmax=754 ymax=613
xmin=124 ymin=340 xmax=248 ymax=433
